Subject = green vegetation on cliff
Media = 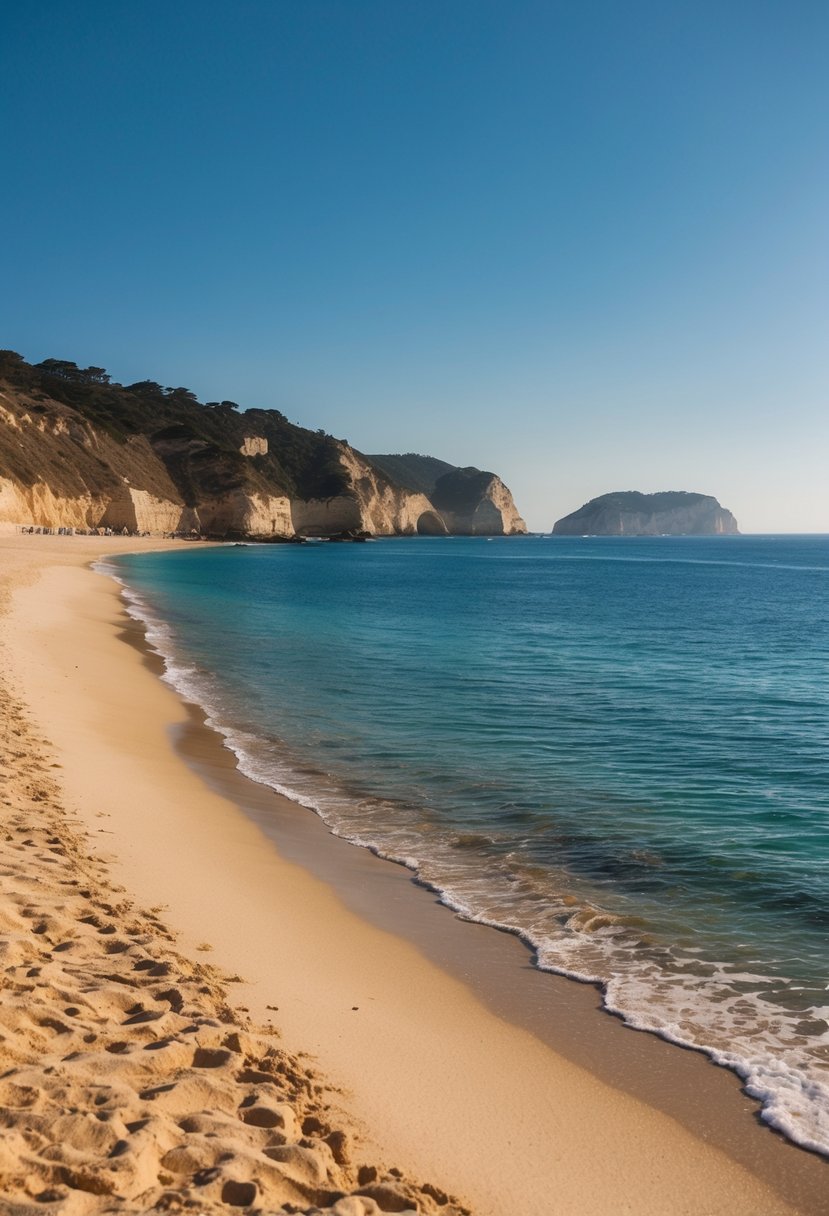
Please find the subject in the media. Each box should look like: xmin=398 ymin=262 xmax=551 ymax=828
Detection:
xmin=367 ymin=453 xmax=456 ymax=497
xmin=431 ymin=467 xmax=501 ymax=514
xmin=0 ymin=350 xmax=527 ymax=538
xmin=0 ymin=350 xmax=349 ymax=502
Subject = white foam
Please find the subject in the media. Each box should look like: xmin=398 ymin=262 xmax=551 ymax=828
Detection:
xmin=102 ymin=557 xmax=829 ymax=1160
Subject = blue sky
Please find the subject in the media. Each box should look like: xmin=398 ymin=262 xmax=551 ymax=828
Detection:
xmin=2 ymin=1 xmax=827 ymax=531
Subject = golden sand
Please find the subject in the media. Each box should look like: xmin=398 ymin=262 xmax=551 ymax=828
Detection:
xmin=0 ymin=534 xmax=819 ymax=1214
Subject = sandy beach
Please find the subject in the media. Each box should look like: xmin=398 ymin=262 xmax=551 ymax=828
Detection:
xmin=0 ymin=533 xmax=825 ymax=1215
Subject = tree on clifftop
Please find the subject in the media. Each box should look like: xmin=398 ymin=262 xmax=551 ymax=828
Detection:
xmin=164 ymin=386 xmax=199 ymax=404
xmin=0 ymin=350 xmax=27 ymax=379
xmin=35 ymin=360 xmax=111 ymax=385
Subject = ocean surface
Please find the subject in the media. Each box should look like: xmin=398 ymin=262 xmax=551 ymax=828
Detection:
xmin=107 ymin=535 xmax=829 ymax=1155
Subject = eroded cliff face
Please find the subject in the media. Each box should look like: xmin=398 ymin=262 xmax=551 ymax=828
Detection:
xmin=0 ymin=364 xmax=528 ymax=538
xmin=0 ymin=478 xmax=107 ymax=531
xmin=98 ymin=488 xmax=190 ymax=534
xmin=430 ymin=468 xmax=527 ymax=535
xmin=289 ymin=459 xmax=439 ymax=536
xmin=310 ymin=445 xmax=442 ymax=536
xmin=290 ymin=447 xmax=528 ymax=537
xmin=0 ymin=384 xmax=187 ymax=532
xmin=552 ymin=491 xmax=739 ymax=536
xmin=196 ymin=491 xmax=293 ymax=538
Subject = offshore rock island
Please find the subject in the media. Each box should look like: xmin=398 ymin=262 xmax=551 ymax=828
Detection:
xmin=0 ymin=352 xmax=526 ymax=538
xmin=552 ymin=490 xmax=739 ymax=536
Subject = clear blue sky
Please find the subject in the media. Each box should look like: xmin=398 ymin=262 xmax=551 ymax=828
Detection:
xmin=2 ymin=1 xmax=826 ymax=531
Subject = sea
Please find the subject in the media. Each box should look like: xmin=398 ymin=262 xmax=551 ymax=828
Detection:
xmin=105 ymin=534 xmax=829 ymax=1156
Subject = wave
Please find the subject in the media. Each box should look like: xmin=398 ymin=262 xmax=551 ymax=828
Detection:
xmin=99 ymin=557 xmax=829 ymax=1159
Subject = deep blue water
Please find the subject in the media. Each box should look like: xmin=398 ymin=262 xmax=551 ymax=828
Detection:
xmin=109 ymin=535 xmax=829 ymax=1153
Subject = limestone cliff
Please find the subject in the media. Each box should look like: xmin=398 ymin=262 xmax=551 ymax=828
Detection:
xmin=430 ymin=467 xmax=527 ymax=535
xmin=0 ymin=477 xmax=107 ymax=532
xmin=552 ymin=491 xmax=739 ymax=536
xmin=307 ymin=445 xmax=442 ymax=536
xmin=367 ymin=453 xmax=456 ymax=498
xmin=367 ymin=454 xmax=527 ymax=536
xmin=0 ymin=379 xmax=186 ymax=532
xmin=0 ymin=353 xmax=527 ymax=539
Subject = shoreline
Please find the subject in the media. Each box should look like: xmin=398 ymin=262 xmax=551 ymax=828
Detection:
xmin=1 ymin=535 xmax=825 ymax=1213
xmin=121 ymin=556 xmax=829 ymax=1208
xmin=0 ymin=535 xmax=470 ymax=1215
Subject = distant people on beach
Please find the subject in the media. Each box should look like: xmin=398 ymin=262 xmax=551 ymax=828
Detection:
xmin=17 ymin=525 xmax=155 ymax=537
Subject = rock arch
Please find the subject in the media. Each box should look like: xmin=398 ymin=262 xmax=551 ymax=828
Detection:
xmin=416 ymin=510 xmax=448 ymax=535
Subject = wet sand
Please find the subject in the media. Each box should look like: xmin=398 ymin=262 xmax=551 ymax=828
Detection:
xmin=1 ymin=534 xmax=825 ymax=1214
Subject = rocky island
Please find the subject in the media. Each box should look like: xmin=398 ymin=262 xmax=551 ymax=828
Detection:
xmin=0 ymin=352 xmax=526 ymax=539
xmin=552 ymin=491 xmax=739 ymax=536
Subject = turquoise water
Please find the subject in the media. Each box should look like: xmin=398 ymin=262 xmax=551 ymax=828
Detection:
xmin=109 ymin=536 xmax=829 ymax=1153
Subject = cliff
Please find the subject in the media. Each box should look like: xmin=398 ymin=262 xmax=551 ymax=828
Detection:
xmin=0 ymin=353 xmax=526 ymax=539
xmin=367 ymin=453 xmax=456 ymax=498
xmin=552 ymin=491 xmax=739 ymax=536
xmin=430 ymin=467 xmax=527 ymax=535
xmin=367 ymin=454 xmax=527 ymax=536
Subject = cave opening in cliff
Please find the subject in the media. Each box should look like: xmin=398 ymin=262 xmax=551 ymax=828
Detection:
xmin=416 ymin=511 xmax=447 ymax=536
